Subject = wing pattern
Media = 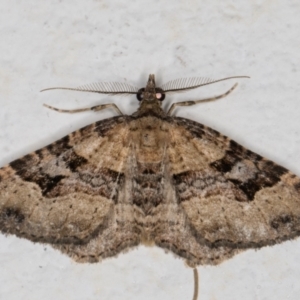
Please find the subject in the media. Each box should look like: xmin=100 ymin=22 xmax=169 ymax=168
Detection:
xmin=160 ymin=117 xmax=300 ymax=265
xmin=0 ymin=116 xmax=141 ymax=262
xmin=1 ymin=113 xmax=300 ymax=266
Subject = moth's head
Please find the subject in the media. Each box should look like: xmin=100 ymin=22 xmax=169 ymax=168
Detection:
xmin=136 ymin=74 xmax=165 ymax=104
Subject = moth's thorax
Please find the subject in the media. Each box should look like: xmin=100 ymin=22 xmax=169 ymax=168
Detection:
xmin=129 ymin=116 xmax=170 ymax=161
xmin=134 ymin=99 xmax=166 ymax=117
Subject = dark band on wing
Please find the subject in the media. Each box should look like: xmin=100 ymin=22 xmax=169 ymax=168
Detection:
xmin=63 ymin=150 xmax=88 ymax=172
xmin=46 ymin=135 xmax=72 ymax=155
xmin=210 ymin=140 xmax=263 ymax=173
xmin=10 ymin=154 xmax=66 ymax=196
xmin=174 ymin=159 xmax=288 ymax=202
xmin=12 ymin=162 xmax=66 ymax=196
xmin=208 ymin=140 xmax=288 ymax=200
xmin=94 ymin=116 xmax=129 ymax=136
xmin=172 ymin=117 xmax=206 ymax=139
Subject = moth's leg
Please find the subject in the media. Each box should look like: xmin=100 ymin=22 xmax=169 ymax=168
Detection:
xmin=192 ymin=268 xmax=199 ymax=300
xmin=44 ymin=103 xmax=123 ymax=115
xmin=167 ymin=83 xmax=238 ymax=116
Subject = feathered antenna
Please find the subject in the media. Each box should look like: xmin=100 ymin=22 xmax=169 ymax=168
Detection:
xmin=161 ymin=76 xmax=250 ymax=93
xmin=41 ymin=81 xmax=139 ymax=95
xmin=41 ymin=75 xmax=249 ymax=96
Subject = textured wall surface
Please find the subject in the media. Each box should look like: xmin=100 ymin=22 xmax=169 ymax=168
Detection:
xmin=0 ymin=1 xmax=300 ymax=299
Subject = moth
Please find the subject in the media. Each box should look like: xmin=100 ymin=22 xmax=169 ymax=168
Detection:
xmin=1 ymin=74 xmax=300 ymax=300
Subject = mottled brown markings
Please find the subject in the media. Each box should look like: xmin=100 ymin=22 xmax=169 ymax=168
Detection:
xmin=154 ymin=234 xmax=240 ymax=267
xmin=186 ymin=218 xmax=300 ymax=251
xmin=94 ymin=115 xmax=129 ymax=136
xmin=133 ymin=173 xmax=164 ymax=214
xmin=208 ymin=140 xmax=288 ymax=200
xmin=245 ymin=149 xmax=263 ymax=161
xmin=8 ymin=210 xmax=114 ymax=246
xmin=142 ymin=169 xmax=155 ymax=174
xmin=211 ymin=143 xmax=263 ymax=174
xmin=78 ymin=169 xmax=125 ymax=203
xmin=206 ymin=127 xmax=220 ymax=138
xmin=63 ymin=150 xmax=88 ymax=172
xmin=173 ymin=117 xmax=205 ymax=140
xmin=294 ymin=181 xmax=300 ymax=191
xmin=137 ymin=162 xmax=163 ymax=174
xmin=173 ymin=171 xmax=229 ymax=202
xmin=38 ymin=175 xmax=66 ymax=196
xmin=262 ymin=160 xmax=288 ymax=177
xmin=35 ymin=149 xmax=44 ymax=159
xmin=271 ymin=214 xmax=294 ymax=230
xmin=157 ymin=240 xmax=194 ymax=259
xmin=46 ymin=135 xmax=71 ymax=155
xmin=229 ymin=140 xmax=244 ymax=154
xmin=225 ymin=160 xmax=287 ymax=201
xmin=228 ymin=179 xmax=263 ymax=201
xmin=11 ymin=160 xmax=66 ymax=197
xmin=210 ymin=150 xmax=237 ymax=173
xmin=10 ymin=154 xmax=36 ymax=172
xmin=1 ymin=207 xmax=25 ymax=224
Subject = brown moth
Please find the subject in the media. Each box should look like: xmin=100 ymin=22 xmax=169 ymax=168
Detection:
xmin=1 ymin=74 xmax=299 ymax=300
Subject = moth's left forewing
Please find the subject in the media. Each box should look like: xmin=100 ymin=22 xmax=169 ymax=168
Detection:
xmin=0 ymin=116 xmax=138 ymax=259
xmin=169 ymin=117 xmax=300 ymax=251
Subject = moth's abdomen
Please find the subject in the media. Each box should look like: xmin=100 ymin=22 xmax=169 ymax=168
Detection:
xmin=132 ymin=172 xmax=164 ymax=215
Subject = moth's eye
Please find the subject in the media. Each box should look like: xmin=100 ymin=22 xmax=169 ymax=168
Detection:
xmin=137 ymin=88 xmax=145 ymax=101
xmin=155 ymin=88 xmax=165 ymax=101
